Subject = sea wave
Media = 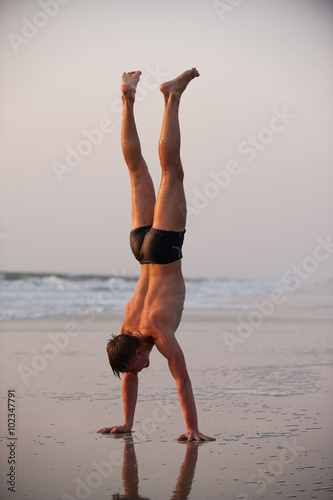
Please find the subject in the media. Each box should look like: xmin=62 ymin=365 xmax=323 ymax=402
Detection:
xmin=0 ymin=272 xmax=330 ymax=321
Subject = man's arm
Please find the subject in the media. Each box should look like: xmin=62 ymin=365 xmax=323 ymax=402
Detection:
xmin=98 ymin=372 xmax=138 ymax=434
xmin=155 ymin=335 xmax=215 ymax=441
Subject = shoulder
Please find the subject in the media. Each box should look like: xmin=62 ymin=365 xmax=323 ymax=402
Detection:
xmin=122 ymin=297 xmax=142 ymax=330
xmin=149 ymin=327 xmax=180 ymax=358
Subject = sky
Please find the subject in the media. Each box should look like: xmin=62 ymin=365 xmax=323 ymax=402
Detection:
xmin=0 ymin=0 xmax=332 ymax=281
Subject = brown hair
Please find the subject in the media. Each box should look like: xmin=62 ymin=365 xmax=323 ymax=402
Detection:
xmin=106 ymin=334 xmax=142 ymax=378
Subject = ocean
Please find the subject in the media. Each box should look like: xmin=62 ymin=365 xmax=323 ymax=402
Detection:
xmin=0 ymin=272 xmax=330 ymax=321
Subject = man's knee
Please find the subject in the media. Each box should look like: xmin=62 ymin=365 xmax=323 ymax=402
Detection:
xmin=162 ymin=163 xmax=184 ymax=181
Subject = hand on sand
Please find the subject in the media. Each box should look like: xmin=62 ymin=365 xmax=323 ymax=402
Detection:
xmin=97 ymin=424 xmax=132 ymax=434
xmin=177 ymin=430 xmax=215 ymax=442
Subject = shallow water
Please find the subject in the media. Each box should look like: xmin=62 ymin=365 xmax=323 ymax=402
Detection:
xmin=0 ymin=292 xmax=332 ymax=499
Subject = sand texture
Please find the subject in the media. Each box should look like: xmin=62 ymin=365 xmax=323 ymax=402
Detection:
xmin=0 ymin=289 xmax=332 ymax=499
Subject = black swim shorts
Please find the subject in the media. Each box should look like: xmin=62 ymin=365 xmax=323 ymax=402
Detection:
xmin=130 ymin=226 xmax=186 ymax=265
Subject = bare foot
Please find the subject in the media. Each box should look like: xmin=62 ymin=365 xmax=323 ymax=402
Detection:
xmin=160 ymin=68 xmax=199 ymax=99
xmin=121 ymin=71 xmax=142 ymax=101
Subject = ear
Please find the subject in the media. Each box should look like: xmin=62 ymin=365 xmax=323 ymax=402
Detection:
xmin=136 ymin=347 xmax=143 ymax=357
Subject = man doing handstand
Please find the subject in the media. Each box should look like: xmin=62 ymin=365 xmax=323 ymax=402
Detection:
xmin=98 ymin=68 xmax=214 ymax=441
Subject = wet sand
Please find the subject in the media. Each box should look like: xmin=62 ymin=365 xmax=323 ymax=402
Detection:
xmin=0 ymin=289 xmax=332 ymax=499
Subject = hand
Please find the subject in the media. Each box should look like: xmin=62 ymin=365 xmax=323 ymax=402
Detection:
xmin=97 ymin=424 xmax=132 ymax=434
xmin=177 ymin=430 xmax=216 ymax=442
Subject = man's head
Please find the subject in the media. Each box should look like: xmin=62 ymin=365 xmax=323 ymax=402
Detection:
xmin=107 ymin=334 xmax=150 ymax=377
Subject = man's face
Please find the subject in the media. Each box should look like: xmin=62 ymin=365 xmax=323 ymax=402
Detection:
xmin=124 ymin=349 xmax=150 ymax=376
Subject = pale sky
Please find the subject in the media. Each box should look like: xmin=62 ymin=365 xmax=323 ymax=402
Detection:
xmin=1 ymin=0 xmax=332 ymax=281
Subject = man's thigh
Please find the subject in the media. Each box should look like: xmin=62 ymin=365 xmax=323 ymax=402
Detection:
xmin=130 ymin=169 xmax=156 ymax=230
xmin=152 ymin=173 xmax=186 ymax=232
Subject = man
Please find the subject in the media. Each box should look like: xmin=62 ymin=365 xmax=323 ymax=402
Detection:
xmin=98 ymin=69 xmax=214 ymax=441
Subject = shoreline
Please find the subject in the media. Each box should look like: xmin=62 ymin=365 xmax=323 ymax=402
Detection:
xmin=0 ymin=290 xmax=332 ymax=499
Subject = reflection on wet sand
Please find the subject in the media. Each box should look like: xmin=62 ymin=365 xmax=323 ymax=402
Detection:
xmin=111 ymin=435 xmax=200 ymax=500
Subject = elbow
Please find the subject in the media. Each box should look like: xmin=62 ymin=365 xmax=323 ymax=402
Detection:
xmin=176 ymin=376 xmax=191 ymax=390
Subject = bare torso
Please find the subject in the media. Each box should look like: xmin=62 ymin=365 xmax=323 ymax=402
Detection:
xmin=121 ymin=261 xmax=185 ymax=342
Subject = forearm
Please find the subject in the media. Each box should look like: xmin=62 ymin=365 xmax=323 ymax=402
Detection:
xmin=156 ymin=339 xmax=215 ymax=441
xmin=122 ymin=373 xmax=138 ymax=428
xmin=176 ymin=377 xmax=198 ymax=432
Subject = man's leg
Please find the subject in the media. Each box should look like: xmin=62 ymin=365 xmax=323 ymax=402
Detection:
xmin=121 ymin=71 xmax=155 ymax=229
xmin=153 ymin=69 xmax=199 ymax=232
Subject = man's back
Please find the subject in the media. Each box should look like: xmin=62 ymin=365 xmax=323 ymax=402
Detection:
xmin=122 ymin=262 xmax=185 ymax=340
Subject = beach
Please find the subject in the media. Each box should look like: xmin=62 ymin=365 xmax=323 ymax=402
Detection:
xmin=1 ymin=0 xmax=332 ymax=498
xmin=0 ymin=288 xmax=332 ymax=499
